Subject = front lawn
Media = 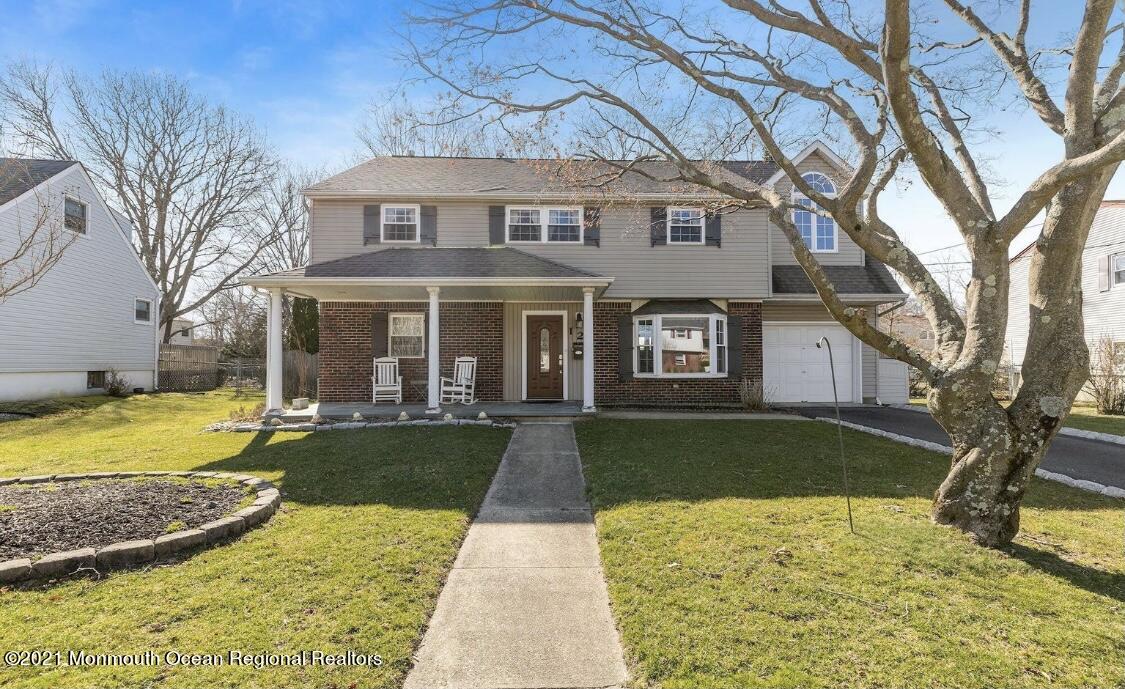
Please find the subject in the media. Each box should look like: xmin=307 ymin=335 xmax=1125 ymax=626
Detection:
xmin=577 ymin=419 xmax=1124 ymax=688
xmin=0 ymin=391 xmax=510 ymax=688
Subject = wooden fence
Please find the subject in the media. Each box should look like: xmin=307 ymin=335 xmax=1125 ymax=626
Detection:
xmin=158 ymin=344 xmax=220 ymax=392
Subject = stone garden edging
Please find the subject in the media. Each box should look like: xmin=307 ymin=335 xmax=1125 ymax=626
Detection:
xmin=0 ymin=472 xmax=281 ymax=585
xmin=207 ymin=414 xmax=517 ymax=433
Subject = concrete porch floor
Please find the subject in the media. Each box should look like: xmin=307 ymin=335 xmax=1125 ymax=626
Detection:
xmin=278 ymin=400 xmax=586 ymax=421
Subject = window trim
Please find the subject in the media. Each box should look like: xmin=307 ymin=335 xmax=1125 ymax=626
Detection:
xmin=134 ymin=298 xmax=153 ymax=324
xmin=666 ymin=206 xmax=706 ymax=245
xmin=504 ymin=205 xmax=584 ymax=244
xmin=633 ymin=313 xmax=729 ymax=379
xmin=64 ymin=196 xmax=88 ymax=235
xmin=1113 ymin=254 xmax=1125 ymax=288
xmin=379 ymin=204 xmax=422 ymax=244
xmin=388 ymin=312 xmax=426 ymax=358
xmin=792 ymin=173 xmax=838 ymax=254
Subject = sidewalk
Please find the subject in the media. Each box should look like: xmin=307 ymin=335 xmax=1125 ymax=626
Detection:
xmin=404 ymin=422 xmax=627 ymax=689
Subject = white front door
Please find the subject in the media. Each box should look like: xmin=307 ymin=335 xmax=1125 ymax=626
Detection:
xmin=763 ymin=323 xmax=855 ymax=403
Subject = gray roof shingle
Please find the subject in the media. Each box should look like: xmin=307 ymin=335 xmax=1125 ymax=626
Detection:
xmin=306 ymin=157 xmax=779 ymax=197
xmin=772 ymin=260 xmax=904 ymax=295
xmin=265 ymin=247 xmax=603 ymax=280
xmin=0 ymin=158 xmax=78 ymax=205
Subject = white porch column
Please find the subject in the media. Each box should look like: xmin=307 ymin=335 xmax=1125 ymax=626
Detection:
xmin=582 ymin=287 xmax=596 ymax=412
xmin=426 ymin=286 xmax=441 ymax=414
xmin=265 ymin=288 xmax=284 ymax=413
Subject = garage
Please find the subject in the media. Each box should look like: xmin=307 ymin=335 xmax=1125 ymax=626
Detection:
xmin=763 ymin=323 xmax=855 ymax=403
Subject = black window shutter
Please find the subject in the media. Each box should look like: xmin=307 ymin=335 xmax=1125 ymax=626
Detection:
xmin=706 ymin=211 xmax=722 ymax=247
xmin=363 ymin=204 xmax=381 ymax=245
xmin=1099 ymin=255 xmax=1111 ymax=292
xmin=583 ymin=207 xmax=601 ymax=247
xmin=727 ymin=315 xmax=743 ymax=378
xmin=489 ymin=206 xmax=506 ymax=244
xmin=618 ymin=314 xmax=633 ymax=381
xmin=420 ymin=205 xmax=438 ymax=245
xmin=650 ymin=206 xmax=667 ymax=246
xmin=371 ymin=312 xmax=389 ymax=358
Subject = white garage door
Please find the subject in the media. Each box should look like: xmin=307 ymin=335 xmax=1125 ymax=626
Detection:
xmin=763 ymin=324 xmax=855 ymax=403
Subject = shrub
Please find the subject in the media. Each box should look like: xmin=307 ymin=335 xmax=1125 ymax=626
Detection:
xmin=103 ymin=369 xmax=130 ymax=397
xmin=738 ymin=379 xmax=771 ymax=412
xmin=229 ymin=402 xmax=266 ymax=422
xmin=1084 ymin=335 xmax=1125 ymax=415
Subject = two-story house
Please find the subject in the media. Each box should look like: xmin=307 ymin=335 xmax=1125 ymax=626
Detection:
xmin=0 ymin=158 xmax=161 ymax=401
xmin=244 ymin=142 xmax=907 ymax=413
xmin=1006 ymin=200 xmax=1125 ymax=377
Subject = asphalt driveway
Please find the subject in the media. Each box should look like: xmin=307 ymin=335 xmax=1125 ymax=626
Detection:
xmin=797 ymin=406 xmax=1125 ymax=491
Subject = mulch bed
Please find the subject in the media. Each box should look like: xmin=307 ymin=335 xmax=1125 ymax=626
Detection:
xmin=0 ymin=479 xmax=247 ymax=560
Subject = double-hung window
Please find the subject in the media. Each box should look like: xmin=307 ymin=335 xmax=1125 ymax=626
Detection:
xmin=793 ymin=172 xmax=837 ymax=252
xmin=389 ymin=313 xmax=425 ymax=358
xmin=134 ymin=298 xmax=152 ymax=323
xmin=667 ymin=207 xmax=704 ymax=244
xmin=381 ymin=205 xmax=420 ymax=242
xmin=507 ymin=206 xmax=583 ymax=243
xmin=634 ymin=313 xmax=728 ymax=377
xmin=65 ymin=197 xmax=87 ymax=234
xmin=1114 ymin=254 xmax=1125 ymax=286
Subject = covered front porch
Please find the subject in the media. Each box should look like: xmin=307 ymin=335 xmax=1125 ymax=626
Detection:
xmin=242 ymin=247 xmax=613 ymax=416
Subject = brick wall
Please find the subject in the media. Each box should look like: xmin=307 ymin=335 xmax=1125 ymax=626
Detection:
xmin=318 ymin=301 xmax=503 ymax=403
xmin=591 ymin=301 xmax=763 ymax=408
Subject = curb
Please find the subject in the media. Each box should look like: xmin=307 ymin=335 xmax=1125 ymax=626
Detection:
xmin=0 ymin=472 xmax=282 ymax=585
xmin=815 ymin=417 xmax=1125 ymax=500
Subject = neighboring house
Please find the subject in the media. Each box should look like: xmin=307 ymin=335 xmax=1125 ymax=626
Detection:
xmin=1007 ymin=200 xmax=1125 ymax=376
xmin=0 ymin=158 xmax=160 ymax=401
xmin=169 ymin=318 xmax=195 ymax=345
xmin=244 ymin=142 xmax=907 ymax=412
xmin=886 ymin=312 xmax=935 ymax=351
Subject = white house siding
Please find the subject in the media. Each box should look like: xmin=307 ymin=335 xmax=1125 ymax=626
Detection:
xmin=0 ymin=165 xmax=159 ymax=400
xmin=1006 ymin=204 xmax=1125 ymax=368
xmin=769 ymin=150 xmax=866 ymax=267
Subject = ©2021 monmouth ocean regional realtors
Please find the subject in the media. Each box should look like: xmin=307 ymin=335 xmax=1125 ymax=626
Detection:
xmin=3 ymin=650 xmax=384 ymax=669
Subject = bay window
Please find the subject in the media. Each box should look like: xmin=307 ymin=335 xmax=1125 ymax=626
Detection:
xmin=507 ymin=206 xmax=583 ymax=243
xmin=634 ymin=313 xmax=728 ymax=377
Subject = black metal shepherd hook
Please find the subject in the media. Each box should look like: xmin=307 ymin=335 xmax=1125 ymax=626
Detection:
xmin=816 ymin=336 xmax=855 ymax=534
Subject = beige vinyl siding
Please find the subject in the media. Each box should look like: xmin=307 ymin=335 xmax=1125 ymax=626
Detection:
xmin=770 ymin=150 xmax=864 ymax=267
xmin=762 ymin=302 xmax=878 ymax=400
xmin=0 ymin=166 xmax=160 ymax=375
xmin=502 ymin=302 xmax=584 ymax=401
xmin=308 ymin=199 xmax=771 ymax=298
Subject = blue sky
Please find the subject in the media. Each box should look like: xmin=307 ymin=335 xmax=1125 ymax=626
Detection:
xmin=1 ymin=0 xmax=1118 ymax=261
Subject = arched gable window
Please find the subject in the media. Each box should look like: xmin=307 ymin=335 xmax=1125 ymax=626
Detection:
xmin=793 ymin=172 xmax=837 ymax=252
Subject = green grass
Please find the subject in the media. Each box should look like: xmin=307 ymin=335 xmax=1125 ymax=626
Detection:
xmin=909 ymin=398 xmax=1125 ymax=436
xmin=0 ymin=391 xmax=510 ymax=688
xmin=1065 ymin=405 xmax=1125 ymax=435
xmin=576 ymin=419 xmax=1125 ymax=688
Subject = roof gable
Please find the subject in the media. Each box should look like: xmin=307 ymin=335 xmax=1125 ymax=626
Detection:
xmin=0 ymin=158 xmax=78 ymax=207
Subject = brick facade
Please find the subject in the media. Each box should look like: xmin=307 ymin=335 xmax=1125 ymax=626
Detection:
xmin=318 ymin=301 xmax=503 ymax=403
xmin=318 ymin=299 xmax=761 ymax=408
xmin=591 ymin=301 xmax=763 ymax=408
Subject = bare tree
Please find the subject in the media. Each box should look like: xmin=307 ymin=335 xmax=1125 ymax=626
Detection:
xmin=408 ymin=0 xmax=1125 ymax=545
xmin=0 ymin=62 xmax=280 ymax=342
xmin=0 ymin=158 xmax=78 ymax=301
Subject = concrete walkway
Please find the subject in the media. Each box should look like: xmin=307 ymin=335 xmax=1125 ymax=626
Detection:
xmin=404 ymin=423 xmax=628 ymax=689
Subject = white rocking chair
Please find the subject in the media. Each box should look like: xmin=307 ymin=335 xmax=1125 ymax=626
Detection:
xmin=440 ymin=357 xmax=477 ymax=405
xmin=372 ymin=357 xmax=403 ymax=404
